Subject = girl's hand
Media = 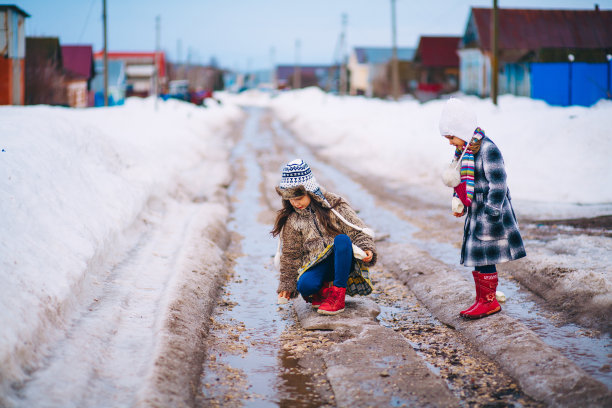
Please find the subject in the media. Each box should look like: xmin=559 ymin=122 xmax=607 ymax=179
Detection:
xmin=277 ymin=291 xmax=291 ymax=304
xmin=362 ymin=250 xmax=373 ymax=263
xmin=453 ymin=212 xmax=464 ymax=218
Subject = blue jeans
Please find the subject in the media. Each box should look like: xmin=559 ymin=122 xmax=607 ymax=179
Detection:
xmin=297 ymin=234 xmax=353 ymax=297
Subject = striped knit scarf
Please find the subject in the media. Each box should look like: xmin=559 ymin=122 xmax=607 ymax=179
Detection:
xmin=453 ymin=127 xmax=485 ymax=206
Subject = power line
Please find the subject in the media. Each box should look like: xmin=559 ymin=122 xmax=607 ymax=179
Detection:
xmin=78 ymin=0 xmax=98 ymax=43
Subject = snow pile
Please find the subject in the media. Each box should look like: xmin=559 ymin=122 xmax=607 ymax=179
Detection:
xmin=266 ymin=87 xmax=612 ymax=213
xmin=0 ymin=98 xmax=242 ymax=400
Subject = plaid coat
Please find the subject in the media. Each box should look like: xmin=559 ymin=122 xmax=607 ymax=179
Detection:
xmin=461 ymin=137 xmax=526 ymax=267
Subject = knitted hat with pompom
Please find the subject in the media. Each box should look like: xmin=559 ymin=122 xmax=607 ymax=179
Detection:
xmin=439 ymin=98 xmax=477 ymax=142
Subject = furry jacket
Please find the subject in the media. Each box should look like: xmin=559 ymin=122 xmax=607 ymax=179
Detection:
xmin=277 ymin=190 xmax=377 ymax=295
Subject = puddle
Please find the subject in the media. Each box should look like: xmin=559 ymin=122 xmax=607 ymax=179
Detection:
xmin=199 ymin=108 xmax=327 ymax=407
xmin=272 ymin=119 xmax=612 ymax=390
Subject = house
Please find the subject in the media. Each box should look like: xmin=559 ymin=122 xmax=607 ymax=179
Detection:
xmin=25 ymin=37 xmax=66 ymax=105
xmin=413 ymin=36 xmax=460 ymax=98
xmin=61 ymin=45 xmax=94 ymax=108
xmin=459 ymin=6 xmax=612 ymax=105
xmin=89 ymin=59 xmax=126 ymax=106
xmin=93 ymin=51 xmax=166 ymax=97
xmin=0 ymin=5 xmax=29 ymax=105
xmin=275 ymin=65 xmax=334 ymax=90
xmin=347 ymin=47 xmax=416 ymax=97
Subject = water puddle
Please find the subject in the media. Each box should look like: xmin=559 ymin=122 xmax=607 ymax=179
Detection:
xmin=199 ymin=108 xmax=327 ymax=407
xmin=272 ymin=119 xmax=612 ymax=389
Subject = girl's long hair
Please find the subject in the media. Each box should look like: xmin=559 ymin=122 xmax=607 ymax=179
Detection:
xmin=271 ymin=193 xmax=342 ymax=237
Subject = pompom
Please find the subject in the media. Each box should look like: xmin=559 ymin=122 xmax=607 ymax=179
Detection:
xmin=442 ymin=160 xmax=461 ymax=187
xmin=496 ymin=291 xmax=506 ymax=302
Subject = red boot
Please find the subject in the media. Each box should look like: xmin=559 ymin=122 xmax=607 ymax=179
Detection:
xmin=311 ymin=282 xmax=332 ymax=309
xmin=317 ymin=286 xmax=346 ymax=315
xmin=460 ymin=271 xmax=480 ymax=317
xmin=463 ymin=272 xmax=501 ymax=319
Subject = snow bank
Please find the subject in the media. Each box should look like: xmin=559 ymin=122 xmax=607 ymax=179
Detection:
xmin=264 ymin=87 xmax=612 ymax=215
xmin=0 ymin=98 xmax=242 ymax=399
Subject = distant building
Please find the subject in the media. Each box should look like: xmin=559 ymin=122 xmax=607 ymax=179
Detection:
xmin=0 ymin=5 xmax=29 ymax=105
xmin=413 ymin=36 xmax=460 ymax=99
xmin=347 ymin=47 xmax=415 ymax=97
xmin=90 ymin=59 xmax=126 ymax=106
xmin=61 ymin=45 xmax=94 ymax=108
xmin=93 ymin=51 xmax=166 ymax=97
xmin=25 ymin=37 xmax=66 ymax=105
xmin=275 ymin=65 xmax=334 ymax=90
xmin=459 ymin=6 xmax=612 ymax=105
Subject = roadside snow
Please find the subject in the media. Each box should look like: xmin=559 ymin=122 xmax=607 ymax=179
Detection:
xmin=223 ymin=88 xmax=612 ymax=217
xmin=0 ymin=97 xmax=242 ymax=405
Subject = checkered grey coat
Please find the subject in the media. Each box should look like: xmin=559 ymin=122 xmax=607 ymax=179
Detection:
xmin=461 ymin=137 xmax=526 ymax=267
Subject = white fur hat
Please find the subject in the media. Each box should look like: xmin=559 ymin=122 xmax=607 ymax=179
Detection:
xmin=438 ymin=98 xmax=477 ymax=142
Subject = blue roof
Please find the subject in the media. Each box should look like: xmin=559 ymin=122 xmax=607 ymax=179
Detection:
xmin=354 ymin=47 xmax=416 ymax=64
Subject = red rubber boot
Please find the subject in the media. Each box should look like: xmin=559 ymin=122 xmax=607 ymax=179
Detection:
xmin=311 ymin=282 xmax=332 ymax=309
xmin=463 ymin=272 xmax=501 ymax=319
xmin=317 ymin=286 xmax=346 ymax=315
xmin=459 ymin=271 xmax=480 ymax=317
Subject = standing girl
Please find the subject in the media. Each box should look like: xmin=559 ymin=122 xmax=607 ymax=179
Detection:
xmin=439 ymin=98 xmax=526 ymax=319
xmin=271 ymin=159 xmax=377 ymax=315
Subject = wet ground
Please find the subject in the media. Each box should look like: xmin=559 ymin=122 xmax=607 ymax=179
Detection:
xmin=196 ymin=107 xmax=612 ymax=407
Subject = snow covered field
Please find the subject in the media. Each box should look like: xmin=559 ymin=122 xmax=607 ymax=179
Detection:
xmin=0 ymin=98 xmax=242 ymax=405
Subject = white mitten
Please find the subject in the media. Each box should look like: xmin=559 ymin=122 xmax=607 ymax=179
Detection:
xmin=452 ymin=196 xmax=465 ymax=214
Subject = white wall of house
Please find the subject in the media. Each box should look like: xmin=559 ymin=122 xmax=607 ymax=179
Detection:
xmin=458 ymin=48 xmax=487 ymax=96
xmin=347 ymin=52 xmax=370 ymax=96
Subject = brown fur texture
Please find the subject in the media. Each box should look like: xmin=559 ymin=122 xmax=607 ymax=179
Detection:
xmin=276 ymin=190 xmax=377 ymax=296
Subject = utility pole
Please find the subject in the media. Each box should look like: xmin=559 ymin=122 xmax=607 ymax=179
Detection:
xmin=154 ymin=15 xmax=160 ymax=110
xmin=390 ymin=0 xmax=400 ymax=101
xmin=102 ymin=0 xmax=108 ymax=106
xmin=491 ymin=0 xmax=499 ymax=105
xmin=270 ymin=46 xmax=276 ymax=89
xmin=294 ymin=39 xmax=301 ymax=89
xmin=339 ymin=13 xmax=348 ymax=96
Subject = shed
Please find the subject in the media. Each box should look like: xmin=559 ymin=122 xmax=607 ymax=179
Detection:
xmin=0 ymin=4 xmax=29 ymax=105
xmin=25 ymin=36 xmax=67 ymax=105
xmin=61 ymin=45 xmax=94 ymax=107
xmin=414 ymin=36 xmax=461 ymax=96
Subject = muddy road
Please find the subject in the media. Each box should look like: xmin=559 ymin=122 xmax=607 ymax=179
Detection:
xmin=195 ymin=107 xmax=611 ymax=407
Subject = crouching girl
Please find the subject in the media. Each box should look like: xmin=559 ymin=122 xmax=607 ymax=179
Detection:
xmin=439 ymin=98 xmax=526 ymax=319
xmin=271 ymin=159 xmax=377 ymax=315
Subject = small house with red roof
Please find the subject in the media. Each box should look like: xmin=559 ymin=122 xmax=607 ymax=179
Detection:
xmin=61 ymin=45 xmax=94 ymax=107
xmin=459 ymin=6 xmax=612 ymax=105
xmin=413 ymin=36 xmax=460 ymax=98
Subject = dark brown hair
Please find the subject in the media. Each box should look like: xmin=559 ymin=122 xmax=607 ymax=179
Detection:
xmin=271 ymin=193 xmax=342 ymax=237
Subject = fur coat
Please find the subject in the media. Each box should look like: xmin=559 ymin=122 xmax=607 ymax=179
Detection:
xmin=277 ymin=190 xmax=377 ymax=295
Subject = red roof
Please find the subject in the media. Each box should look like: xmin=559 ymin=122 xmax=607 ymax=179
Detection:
xmin=470 ymin=8 xmax=612 ymax=51
xmin=93 ymin=51 xmax=166 ymax=77
xmin=61 ymin=45 xmax=94 ymax=80
xmin=415 ymin=36 xmax=460 ymax=68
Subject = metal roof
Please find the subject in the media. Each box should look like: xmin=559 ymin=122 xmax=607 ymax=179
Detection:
xmin=61 ymin=45 xmax=94 ymax=80
xmin=354 ymin=47 xmax=416 ymax=64
xmin=415 ymin=36 xmax=460 ymax=68
xmin=467 ymin=7 xmax=612 ymax=51
xmin=0 ymin=4 xmax=30 ymax=17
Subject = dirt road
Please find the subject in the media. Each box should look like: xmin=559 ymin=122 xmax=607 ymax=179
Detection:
xmin=196 ymin=107 xmax=612 ymax=407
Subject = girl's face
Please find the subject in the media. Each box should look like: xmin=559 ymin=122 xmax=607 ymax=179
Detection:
xmin=444 ymin=135 xmax=466 ymax=148
xmin=289 ymin=194 xmax=311 ymax=210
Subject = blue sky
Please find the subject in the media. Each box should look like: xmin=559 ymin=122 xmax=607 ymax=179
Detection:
xmin=17 ymin=0 xmax=612 ymax=70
